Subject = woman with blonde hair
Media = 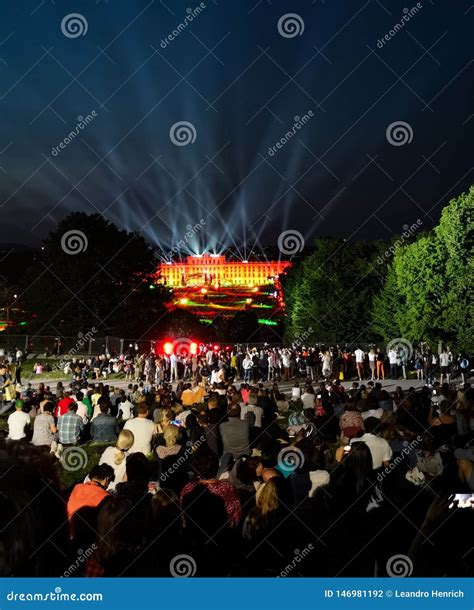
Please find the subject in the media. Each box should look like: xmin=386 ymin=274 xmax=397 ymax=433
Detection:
xmin=98 ymin=430 xmax=134 ymax=490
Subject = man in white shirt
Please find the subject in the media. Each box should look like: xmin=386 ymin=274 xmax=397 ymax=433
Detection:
xmin=123 ymin=403 xmax=155 ymax=454
xmin=170 ymin=353 xmax=179 ymax=382
xmin=242 ymin=354 xmax=253 ymax=383
xmin=351 ymin=417 xmax=392 ymax=469
xmin=75 ymin=391 xmax=89 ymax=424
xmin=439 ymin=348 xmax=451 ymax=384
xmin=354 ymin=347 xmax=365 ymax=380
xmin=7 ymin=400 xmax=30 ymax=440
xmin=388 ymin=348 xmax=398 ymax=380
xmin=240 ymin=393 xmax=263 ymax=427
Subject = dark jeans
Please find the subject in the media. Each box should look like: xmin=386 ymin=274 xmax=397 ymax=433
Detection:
xmin=390 ymin=364 xmax=397 ymax=379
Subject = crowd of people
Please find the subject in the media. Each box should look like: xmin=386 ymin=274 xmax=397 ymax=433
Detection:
xmin=1 ymin=342 xmax=469 ymax=389
xmin=0 ymin=339 xmax=473 ymax=577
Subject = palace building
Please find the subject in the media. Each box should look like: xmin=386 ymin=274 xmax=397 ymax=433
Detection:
xmin=157 ymin=254 xmax=291 ymax=287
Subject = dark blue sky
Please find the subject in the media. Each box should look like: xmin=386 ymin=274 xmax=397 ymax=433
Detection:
xmin=0 ymin=0 xmax=472 ymax=254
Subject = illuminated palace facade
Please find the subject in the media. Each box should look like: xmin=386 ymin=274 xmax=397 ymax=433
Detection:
xmin=158 ymin=255 xmax=291 ymax=287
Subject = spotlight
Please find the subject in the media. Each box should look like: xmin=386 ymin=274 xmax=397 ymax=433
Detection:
xmin=246 ymin=298 xmax=252 ymax=304
xmin=190 ymin=341 xmax=198 ymax=355
xmin=200 ymin=287 xmax=207 ymax=294
xmin=179 ymin=298 xmax=188 ymax=305
xmin=163 ymin=341 xmax=174 ymax=355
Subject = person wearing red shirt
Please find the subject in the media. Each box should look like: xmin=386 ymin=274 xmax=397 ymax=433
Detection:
xmin=55 ymin=391 xmax=74 ymax=417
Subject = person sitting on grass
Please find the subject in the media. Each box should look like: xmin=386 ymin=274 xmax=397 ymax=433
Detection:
xmin=7 ymin=399 xmax=30 ymax=441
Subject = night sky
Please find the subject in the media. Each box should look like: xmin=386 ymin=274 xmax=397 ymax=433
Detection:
xmin=0 ymin=0 xmax=472 ymax=256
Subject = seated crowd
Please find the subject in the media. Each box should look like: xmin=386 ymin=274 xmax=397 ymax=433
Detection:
xmin=0 ymin=372 xmax=473 ymax=577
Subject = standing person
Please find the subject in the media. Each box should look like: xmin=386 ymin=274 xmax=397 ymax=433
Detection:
xmin=0 ymin=364 xmax=14 ymax=415
xmin=242 ymin=353 xmax=253 ymax=383
xmin=388 ymin=347 xmax=398 ymax=380
xmin=321 ymin=350 xmax=333 ymax=380
xmin=368 ymin=348 xmax=376 ymax=381
xmin=281 ymin=349 xmax=290 ymax=381
xmin=354 ymin=346 xmax=365 ymax=381
xmin=423 ymin=350 xmax=432 ymax=384
xmin=439 ymin=348 xmax=451 ymax=384
xmin=376 ymin=348 xmax=385 ymax=382
xmin=414 ymin=350 xmax=424 ymax=381
xmin=170 ymin=353 xmax=179 ymax=382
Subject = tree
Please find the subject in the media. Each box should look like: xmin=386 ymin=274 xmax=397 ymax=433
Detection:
xmin=371 ymin=186 xmax=473 ymax=351
xmin=20 ymin=212 xmax=169 ymax=338
xmin=284 ymin=237 xmax=386 ymax=344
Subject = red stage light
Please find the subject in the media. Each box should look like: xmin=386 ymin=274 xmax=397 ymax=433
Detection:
xmin=213 ymin=345 xmax=219 ymax=350
xmin=163 ymin=341 xmax=174 ymax=355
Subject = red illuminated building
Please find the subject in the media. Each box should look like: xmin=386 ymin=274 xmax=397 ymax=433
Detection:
xmin=155 ymin=254 xmax=291 ymax=323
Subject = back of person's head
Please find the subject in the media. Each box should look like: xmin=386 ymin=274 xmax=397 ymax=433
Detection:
xmin=247 ymin=392 xmax=258 ymax=406
xmin=182 ymin=484 xmax=228 ymax=539
xmin=76 ymin=391 xmax=84 ymax=401
xmin=42 ymin=401 xmax=54 ymax=414
xmin=163 ymin=424 xmax=181 ymax=448
xmin=68 ymin=402 xmax=78 ymax=413
xmin=114 ymin=430 xmax=134 ymax=465
xmin=89 ymin=463 xmax=115 ymax=484
xmin=151 ymin=488 xmax=181 ymax=536
xmin=343 ymin=441 xmax=372 ymax=494
xmin=137 ymin=403 xmax=148 ymax=416
xmin=363 ymin=417 xmax=380 ymax=434
xmin=191 ymin=447 xmax=219 ymax=480
xmin=125 ymin=452 xmax=150 ymax=483
xmin=96 ymin=495 xmax=150 ymax=568
xmin=99 ymin=401 xmax=109 ymax=413
xmin=228 ymin=405 xmax=241 ymax=418
xmin=0 ymin=441 xmax=67 ymax=576
xmin=207 ymin=396 xmax=219 ymax=409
